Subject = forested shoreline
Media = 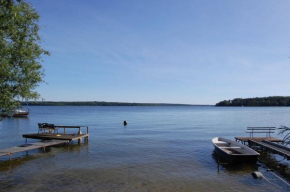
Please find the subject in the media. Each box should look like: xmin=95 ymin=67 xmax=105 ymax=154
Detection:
xmin=23 ymin=101 xmax=206 ymax=107
xmin=216 ymin=96 xmax=290 ymax=106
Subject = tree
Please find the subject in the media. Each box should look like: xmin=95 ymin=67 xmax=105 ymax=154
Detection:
xmin=216 ymin=100 xmax=231 ymax=106
xmin=0 ymin=0 xmax=49 ymax=111
xmin=216 ymin=96 xmax=290 ymax=106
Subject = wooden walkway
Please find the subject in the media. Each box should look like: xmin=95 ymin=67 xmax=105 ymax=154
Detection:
xmin=0 ymin=140 xmax=68 ymax=160
xmin=0 ymin=124 xmax=90 ymax=161
xmin=235 ymin=137 xmax=283 ymax=145
xmin=248 ymin=139 xmax=290 ymax=160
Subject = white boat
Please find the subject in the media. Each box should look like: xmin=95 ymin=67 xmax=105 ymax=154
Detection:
xmin=1 ymin=108 xmax=29 ymax=117
xmin=212 ymin=137 xmax=260 ymax=163
xmin=12 ymin=108 xmax=30 ymax=117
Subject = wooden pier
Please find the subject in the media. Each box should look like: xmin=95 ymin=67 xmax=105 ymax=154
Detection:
xmin=0 ymin=140 xmax=68 ymax=160
xmin=248 ymin=139 xmax=290 ymax=160
xmin=235 ymin=126 xmax=283 ymax=145
xmin=233 ymin=126 xmax=290 ymax=160
xmin=23 ymin=133 xmax=88 ymax=141
xmin=0 ymin=124 xmax=89 ymax=161
xmin=235 ymin=137 xmax=283 ymax=145
xmin=23 ymin=125 xmax=89 ymax=142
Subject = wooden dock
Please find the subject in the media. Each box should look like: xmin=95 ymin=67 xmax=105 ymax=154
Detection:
xmin=235 ymin=127 xmax=283 ymax=145
xmin=0 ymin=124 xmax=90 ymax=161
xmin=0 ymin=140 xmax=68 ymax=160
xmin=235 ymin=137 xmax=283 ymax=145
xmin=23 ymin=125 xmax=89 ymax=142
xmin=248 ymin=139 xmax=290 ymax=160
xmin=23 ymin=133 xmax=89 ymax=141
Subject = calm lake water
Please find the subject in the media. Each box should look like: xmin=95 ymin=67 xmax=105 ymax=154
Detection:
xmin=0 ymin=106 xmax=290 ymax=191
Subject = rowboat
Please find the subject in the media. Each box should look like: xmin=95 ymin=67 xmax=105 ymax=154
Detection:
xmin=212 ymin=137 xmax=260 ymax=163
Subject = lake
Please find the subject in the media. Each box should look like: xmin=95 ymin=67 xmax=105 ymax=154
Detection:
xmin=0 ymin=106 xmax=290 ymax=191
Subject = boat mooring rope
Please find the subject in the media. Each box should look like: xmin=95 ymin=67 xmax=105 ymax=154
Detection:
xmin=262 ymin=174 xmax=280 ymax=188
xmin=269 ymin=171 xmax=290 ymax=187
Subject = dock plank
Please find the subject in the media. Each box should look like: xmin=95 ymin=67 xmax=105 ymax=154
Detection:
xmin=249 ymin=139 xmax=290 ymax=160
xmin=0 ymin=140 xmax=68 ymax=158
xmin=23 ymin=133 xmax=89 ymax=141
xmin=235 ymin=137 xmax=283 ymax=144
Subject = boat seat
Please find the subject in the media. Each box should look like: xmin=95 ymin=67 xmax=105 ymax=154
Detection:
xmin=220 ymin=147 xmax=242 ymax=149
xmin=215 ymin=141 xmax=229 ymax=147
xmin=216 ymin=141 xmax=227 ymax=144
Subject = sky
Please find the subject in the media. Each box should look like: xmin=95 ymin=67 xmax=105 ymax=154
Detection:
xmin=28 ymin=0 xmax=290 ymax=105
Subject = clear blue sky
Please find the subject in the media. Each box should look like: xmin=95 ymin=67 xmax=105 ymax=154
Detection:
xmin=29 ymin=0 xmax=290 ymax=104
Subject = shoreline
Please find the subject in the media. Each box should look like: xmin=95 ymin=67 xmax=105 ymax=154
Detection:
xmin=22 ymin=101 xmax=213 ymax=107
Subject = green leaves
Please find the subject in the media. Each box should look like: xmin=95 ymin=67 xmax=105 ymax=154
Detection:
xmin=278 ymin=126 xmax=290 ymax=145
xmin=0 ymin=0 xmax=49 ymax=111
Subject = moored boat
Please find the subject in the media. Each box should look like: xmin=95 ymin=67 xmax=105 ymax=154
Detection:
xmin=1 ymin=108 xmax=29 ymax=117
xmin=212 ymin=137 xmax=259 ymax=163
xmin=12 ymin=108 xmax=30 ymax=117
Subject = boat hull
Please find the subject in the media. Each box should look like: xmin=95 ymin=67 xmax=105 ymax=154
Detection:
xmin=213 ymin=145 xmax=258 ymax=163
xmin=212 ymin=137 xmax=259 ymax=164
xmin=12 ymin=111 xmax=29 ymax=117
xmin=1 ymin=109 xmax=29 ymax=117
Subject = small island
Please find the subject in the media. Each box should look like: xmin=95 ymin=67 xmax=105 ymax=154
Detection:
xmin=216 ymin=96 xmax=290 ymax=106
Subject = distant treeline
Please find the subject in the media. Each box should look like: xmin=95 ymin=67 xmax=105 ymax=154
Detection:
xmin=23 ymin=101 xmax=203 ymax=107
xmin=216 ymin=96 xmax=290 ymax=106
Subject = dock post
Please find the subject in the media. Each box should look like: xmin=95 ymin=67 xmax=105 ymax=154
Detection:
xmin=84 ymin=136 xmax=89 ymax=143
xmin=43 ymin=146 xmax=46 ymax=152
xmin=8 ymin=153 xmax=12 ymax=161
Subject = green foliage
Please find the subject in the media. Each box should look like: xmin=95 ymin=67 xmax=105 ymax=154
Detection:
xmin=278 ymin=126 xmax=290 ymax=145
xmin=215 ymin=100 xmax=231 ymax=106
xmin=216 ymin=96 xmax=290 ymax=107
xmin=0 ymin=0 xmax=49 ymax=111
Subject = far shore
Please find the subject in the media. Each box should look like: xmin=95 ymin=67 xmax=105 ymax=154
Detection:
xmin=22 ymin=101 xmax=213 ymax=107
